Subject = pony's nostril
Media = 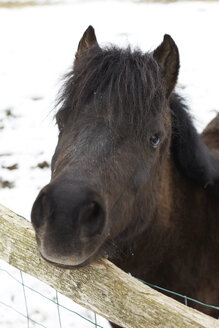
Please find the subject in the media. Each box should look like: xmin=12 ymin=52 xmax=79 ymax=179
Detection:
xmin=31 ymin=190 xmax=49 ymax=229
xmin=80 ymin=201 xmax=105 ymax=237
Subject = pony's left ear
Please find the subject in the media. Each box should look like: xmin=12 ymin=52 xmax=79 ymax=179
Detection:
xmin=76 ymin=25 xmax=99 ymax=59
xmin=153 ymin=35 xmax=180 ymax=98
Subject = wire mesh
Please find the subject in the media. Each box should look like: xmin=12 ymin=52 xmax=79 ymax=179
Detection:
xmin=0 ymin=263 xmax=107 ymax=328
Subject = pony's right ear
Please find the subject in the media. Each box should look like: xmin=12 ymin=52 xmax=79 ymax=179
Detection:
xmin=153 ymin=35 xmax=179 ymax=98
xmin=76 ymin=26 xmax=99 ymax=59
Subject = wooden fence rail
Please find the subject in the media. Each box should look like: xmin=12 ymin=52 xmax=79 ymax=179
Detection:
xmin=0 ymin=203 xmax=218 ymax=328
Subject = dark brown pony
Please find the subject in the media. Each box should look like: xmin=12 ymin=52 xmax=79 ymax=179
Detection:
xmin=31 ymin=26 xmax=219 ymax=325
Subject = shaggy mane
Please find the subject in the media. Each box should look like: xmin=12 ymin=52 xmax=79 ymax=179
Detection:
xmin=170 ymin=94 xmax=219 ymax=186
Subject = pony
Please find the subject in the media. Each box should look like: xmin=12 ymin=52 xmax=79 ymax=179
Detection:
xmin=31 ymin=26 xmax=219 ymax=326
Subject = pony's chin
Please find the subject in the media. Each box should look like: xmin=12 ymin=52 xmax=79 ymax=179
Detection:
xmin=40 ymin=252 xmax=94 ymax=269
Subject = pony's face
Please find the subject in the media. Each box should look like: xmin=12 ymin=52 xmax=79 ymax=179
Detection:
xmin=31 ymin=27 xmax=179 ymax=268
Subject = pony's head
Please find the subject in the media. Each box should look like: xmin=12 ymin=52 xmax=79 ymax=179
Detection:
xmin=31 ymin=26 xmax=179 ymax=267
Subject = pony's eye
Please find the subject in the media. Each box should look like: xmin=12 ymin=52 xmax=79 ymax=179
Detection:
xmin=57 ymin=118 xmax=64 ymax=133
xmin=150 ymin=134 xmax=160 ymax=148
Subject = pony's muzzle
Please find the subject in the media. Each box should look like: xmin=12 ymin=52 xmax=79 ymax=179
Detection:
xmin=31 ymin=180 xmax=106 ymax=266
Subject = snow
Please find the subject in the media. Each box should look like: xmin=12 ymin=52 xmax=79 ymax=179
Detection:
xmin=0 ymin=0 xmax=219 ymax=327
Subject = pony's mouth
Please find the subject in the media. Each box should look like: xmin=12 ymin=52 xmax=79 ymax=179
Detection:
xmin=40 ymin=252 xmax=95 ymax=269
xmin=38 ymin=245 xmax=102 ymax=269
xmin=37 ymin=233 xmax=112 ymax=269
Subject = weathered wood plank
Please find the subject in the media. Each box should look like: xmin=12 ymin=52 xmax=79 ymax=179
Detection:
xmin=0 ymin=203 xmax=218 ymax=328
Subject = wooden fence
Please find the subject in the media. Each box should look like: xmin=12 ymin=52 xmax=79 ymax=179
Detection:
xmin=0 ymin=203 xmax=218 ymax=328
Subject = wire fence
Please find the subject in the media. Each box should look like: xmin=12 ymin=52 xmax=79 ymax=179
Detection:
xmin=0 ymin=261 xmax=218 ymax=327
xmin=0 ymin=262 xmax=108 ymax=328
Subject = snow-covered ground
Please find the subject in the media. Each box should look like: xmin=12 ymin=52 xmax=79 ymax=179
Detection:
xmin=0 ymin=0 xmax=219 ymax=327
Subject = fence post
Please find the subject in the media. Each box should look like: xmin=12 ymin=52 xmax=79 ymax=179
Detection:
xmin=0 ymin=203 xmax=218 ymax=328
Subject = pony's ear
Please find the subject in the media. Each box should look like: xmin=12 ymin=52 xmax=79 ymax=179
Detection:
xmin=76 ymin=25 xmax=99 ymax=59
xmin=153 ymin=35 xmax=180 ymax=98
